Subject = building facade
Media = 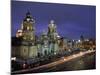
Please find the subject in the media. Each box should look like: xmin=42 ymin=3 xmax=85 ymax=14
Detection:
xmin=12 ymin=12 xmax=37 ymax=60
xmin=12 ymin=12 xmax=61 ymax=61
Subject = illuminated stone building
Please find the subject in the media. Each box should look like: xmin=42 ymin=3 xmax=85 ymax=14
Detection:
xmin=12 ymin=12 xmax=37 ymax=60
xmin=37 ymin=20 xmax=60 ymax=56
xmin=12 ymin=12 xmax=62 ymax=61
xmin=47 ymin=20 xmax=59 ymax=54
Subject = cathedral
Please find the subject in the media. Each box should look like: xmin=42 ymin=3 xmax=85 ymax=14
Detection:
xmin=12 ymin=12 xmax=61 ymax=61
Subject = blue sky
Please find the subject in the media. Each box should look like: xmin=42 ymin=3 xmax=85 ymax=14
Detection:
xmin=11 ymin=1 xmax=96 ymax=39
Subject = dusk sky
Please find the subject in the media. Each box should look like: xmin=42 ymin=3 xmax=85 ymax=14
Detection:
xmin=11 ymin=1 xmax=96 ymax=39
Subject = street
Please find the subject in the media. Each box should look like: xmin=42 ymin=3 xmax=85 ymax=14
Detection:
xmin=12 ymin=50 xmax=95 ymax=74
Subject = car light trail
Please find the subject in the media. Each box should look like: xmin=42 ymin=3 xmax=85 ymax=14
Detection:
xmin=12 ymin=50 xmax=95 ymax=74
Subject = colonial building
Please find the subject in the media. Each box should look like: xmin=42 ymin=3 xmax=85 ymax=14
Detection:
xmin=12 ymin=12 xmax=37 ymax=60
xmin=12 ymin=12 xmax=63 ymax=62
xmin=47 ymin=20 xmax=60 ymax=54
xmin=37 ymin=20 xmax=60 ymax=56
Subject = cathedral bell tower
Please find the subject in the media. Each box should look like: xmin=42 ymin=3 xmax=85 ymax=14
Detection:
xmin=48 ymin=20 xmax=58 ymax=41
xmin=22 ymin=12 xmax=35 ymax=42
xmin=48 ymin=20 xmax=56 ymax=34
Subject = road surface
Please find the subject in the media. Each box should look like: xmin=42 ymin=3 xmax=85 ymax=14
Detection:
xmin=12 ymin=50 xmax=95 ymax=74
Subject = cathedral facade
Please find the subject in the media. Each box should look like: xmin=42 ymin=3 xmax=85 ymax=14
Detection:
xmin=12 ymin=12 xmax=61 ymax=61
